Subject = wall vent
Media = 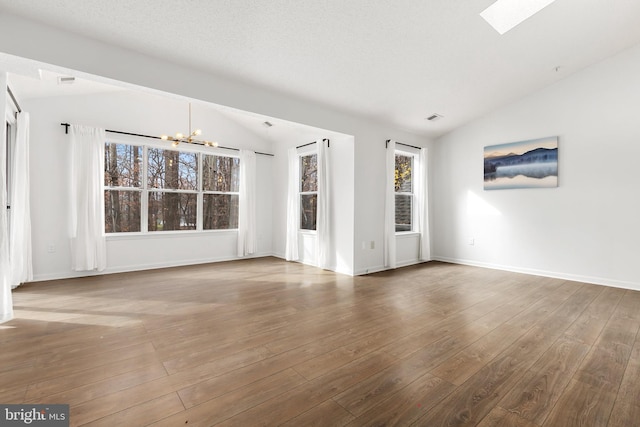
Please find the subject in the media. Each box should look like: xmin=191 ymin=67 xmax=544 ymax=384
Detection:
xmin=57 ymin=76 xmax=76 ymax=85
xmin=426 ymin=113 xmax=443 ymax=121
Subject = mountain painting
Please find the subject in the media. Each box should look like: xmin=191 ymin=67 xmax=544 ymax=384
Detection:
xmin=484 ymin=136 xmax=558 ymax=190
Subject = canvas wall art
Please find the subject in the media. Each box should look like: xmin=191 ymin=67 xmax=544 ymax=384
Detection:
xmin=484 ymin=136 xmax=558 ymax=190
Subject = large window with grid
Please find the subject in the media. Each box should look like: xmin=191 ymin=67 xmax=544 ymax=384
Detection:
xmin=104 ymin=141 xmax=240 ymax=233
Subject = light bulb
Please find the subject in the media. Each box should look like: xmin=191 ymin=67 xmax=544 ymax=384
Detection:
xmin=160 ymin=135 xmax=168 ymax=140
xmin=212 ymin=142 xmax=219 ymax=148
xmin=194 ymin=129 xmax=202 ymax=136
xmin=172 ymin=141 xmax=179 ymax=147
xmin=175 ymin=132 xmax=184 ymax=139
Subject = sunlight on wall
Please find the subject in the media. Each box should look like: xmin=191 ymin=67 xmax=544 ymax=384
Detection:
xmin=462 ymin=191 xmax=503 ymax=251
xmin=466 ymin=191 xmax=502 ymax=217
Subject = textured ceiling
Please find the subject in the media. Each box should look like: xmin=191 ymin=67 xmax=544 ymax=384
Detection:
xmin=2 ymin=0 xmax=640 ymax=138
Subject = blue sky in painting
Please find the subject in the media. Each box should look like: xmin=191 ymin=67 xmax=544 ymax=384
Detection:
xmin=484 ymin=136 xmax=557 ymax=158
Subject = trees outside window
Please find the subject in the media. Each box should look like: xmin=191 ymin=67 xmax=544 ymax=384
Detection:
xmin=300 ymin=153 xmax=317 ymax=230
xmin=104 ymin=143 xmax=142 ymax=232
xmin=147 ymin=148 xmax=198 ymax=231
xmin=104 ymin=142 xmax=239 ymax=233
xmin=202 ymin=155 xmax=239 ymax=230
xmin=395 ymin=153 xmax=413 ymax=232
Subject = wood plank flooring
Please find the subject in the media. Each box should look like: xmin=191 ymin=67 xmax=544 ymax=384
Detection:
xmin=2 ymin=258 xmax=639 ymax=426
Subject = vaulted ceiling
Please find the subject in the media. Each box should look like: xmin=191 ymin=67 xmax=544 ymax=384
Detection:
xmin=2 ymin=0 xmax=640 ymax=138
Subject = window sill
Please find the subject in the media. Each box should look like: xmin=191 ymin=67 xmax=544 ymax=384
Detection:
xmin=396 ymin=231 xmax=420 ymax=239
xmin=106 ymin=229 xmax=238 ymax=240
xmin=298 ymin=229 xmax=317 ymax=235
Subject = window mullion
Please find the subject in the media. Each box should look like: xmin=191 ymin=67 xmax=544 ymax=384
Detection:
xmin=197 ymin=152 xmax=203 ymax=231
xmin=141 ymin=145 xmax=149 ymax=232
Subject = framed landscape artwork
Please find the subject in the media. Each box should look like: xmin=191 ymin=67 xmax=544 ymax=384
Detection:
xmin=484 ymin=136 xmax=558 ymax=190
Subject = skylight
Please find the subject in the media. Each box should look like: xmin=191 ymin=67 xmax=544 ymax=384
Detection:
xmin=480 ymin=0 xmax=557 ymax=35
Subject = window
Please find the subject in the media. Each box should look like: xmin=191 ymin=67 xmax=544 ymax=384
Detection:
xmin=104 ymin=141 xmax=240 ymax=233
xmin=104 ymin=143 xmax=142 ymax=232
xmin=202 ymin=154 xmax=239 ymax=230
xmin=5 ymin=121 xmax=11 ymax=207
xmin=5 ymin=109 xmax=17 ymax=234
xmin=147 ymin=148 xmax=198 ymax=231
xmin=395 ymin=153 xmax=414 ymax=232
xmin=300 ymin=153 xmax=317 ymax=230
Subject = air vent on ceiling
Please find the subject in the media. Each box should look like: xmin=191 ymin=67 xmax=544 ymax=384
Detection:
xmin=57 ymin=76 xmax=76 ymax=85
xmin=426 ymin=113 xmax=443 ymax=122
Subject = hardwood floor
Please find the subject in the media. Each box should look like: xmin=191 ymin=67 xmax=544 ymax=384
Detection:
xmin=2 ymin=258 xmax=639 ymax=426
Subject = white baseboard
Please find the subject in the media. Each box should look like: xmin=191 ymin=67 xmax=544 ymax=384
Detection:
xmin=433 ymin=256 xmax=640 ymax=292
xmin=270 ymin=252 xmax=355 ymax=276
xmin=354 ymin=264 xmax=385 ymax=276
xmin=353 ymin=258 xmax=425 ymax=276
xmin=397 ymin=258 xmax=421 ymax=268
xmin=30 ymin=251 xmax=359 ymax=282
xmin=30 ymin=251 xmax=275 ymax=282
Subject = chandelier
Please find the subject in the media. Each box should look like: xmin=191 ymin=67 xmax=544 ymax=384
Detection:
xmin=161 ymin=103 xmax=219 ymax=148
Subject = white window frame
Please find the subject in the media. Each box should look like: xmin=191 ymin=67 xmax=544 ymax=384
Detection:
xmin=103 ymin=137 xmax=240 ymax=235
xmin=298 ymin=146 xmax=318 ymax=233
xmin=395 ymin=147 xmax=420 ymax=234
xmin=201 ymin=152 xmax=240 ymax=231
xmin=5 ymin=102 xmax=18 ymax=233
xmin=104 ymin=141 xmax=144 ymax=233
xmin=146 ymin=146 xmax=199 ymax=232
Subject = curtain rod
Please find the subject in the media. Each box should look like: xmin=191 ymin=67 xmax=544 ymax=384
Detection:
xmin=7 ymin=86 xmax=22 ymax=113
xmin=60 ymin=123 xmax=274 ymax=157
xmin=296 ymin=138 xmax=330 ymax=149
xmin=385 ymin=139 xmax=422 ymax=150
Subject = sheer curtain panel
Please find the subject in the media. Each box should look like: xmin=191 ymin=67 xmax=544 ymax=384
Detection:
xmin=417 ymin=148 xmax=431 ymax=261
xmin=237 ymin=149 xmax=257 ymax=257
xmin=316 ymin=140 xmax=331 ymax=270
xmin=0 ymin=91 xmax=11 ymax=322
xmin=0 ymin=153 xmax=10 ymax=322
xmin=70 ymin=125 xmax=107 ymax=271
xmin=285 ymin=147 xmax=299 ymax=261
xmin=9 ymin=112 xmax=33 ymax=288
xmin=384 ymin=140 xmax=397 ymax=269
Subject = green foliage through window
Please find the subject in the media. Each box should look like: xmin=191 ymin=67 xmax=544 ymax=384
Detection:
xmin=395 ymin=154 xmax=413 ymax=232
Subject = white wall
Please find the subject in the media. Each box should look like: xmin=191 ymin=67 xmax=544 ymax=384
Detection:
xmin=271 ymin=134 xmax=355 ymax=275
xmin=433 ymin=43 xmax=640 ymax=289
xmin=353 ymin=130 xmax=433 ymax=274
xmin=0 ymin=13 xmax=433 ymax=277
xmin=24 ymin=90 xmax=274 ymax=280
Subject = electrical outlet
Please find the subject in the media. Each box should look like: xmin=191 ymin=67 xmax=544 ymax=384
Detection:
xmin=468 ymin=238 xmax=475 ymax=246
xmin=47 ymin=243 xmax=56 ymax=253
xmin=370 ymin=241 xmax=375 ymax=249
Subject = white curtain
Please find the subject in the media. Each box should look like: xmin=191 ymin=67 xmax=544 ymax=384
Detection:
xmin=417 ymin=148 xmax=430 ymax=261
xmin=0 ymin=175 xmax=10 ymax=321
xmin=237 ymin=149 xmax=257 ymax=257
xmin=9 ymin=112 xmax=32 ymax=288
xmin=316 ymin=140 xmax=330 ymax=270
xmin=384 ymin=140 xmax=397 ymax=269
xmin=0 ymin=180 xmax=10 ymax=322
xmin=70 ymin=125 xmax=107 ymax=272
xmin=285 ymin=147 xmax=299 ymax=261
xmin=0 ymin=98 xmax=11 ymax=322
